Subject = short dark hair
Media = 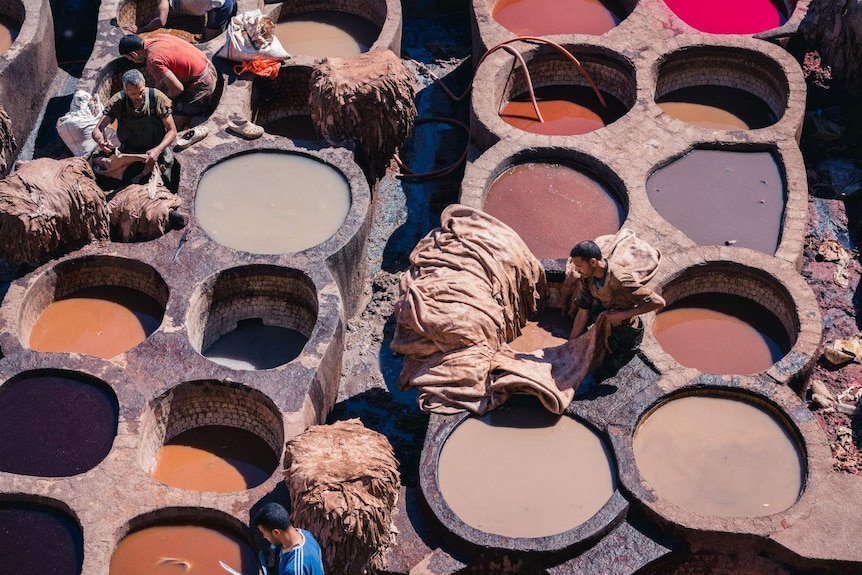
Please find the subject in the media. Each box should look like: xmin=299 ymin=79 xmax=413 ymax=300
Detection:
xmin=253 ymin=502 xmax=292 ymax=531
xmin=570 ymin=240 xmax=602 ymax=261
xmin=119 ymin=34 xmax=144 ymax=55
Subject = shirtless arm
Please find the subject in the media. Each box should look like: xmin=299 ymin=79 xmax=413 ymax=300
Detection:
xmin=570 ymin=307 xmax=591 ymax=339
xmin=92 ymin=114 xmax=114 ymax=154
xmin=601 ymin=292 xmax=666 ymax=325
xmin=158 ymin=70 xmax=185 ymax=99
xmin=143 ymin=114 xmax=177 ymax=173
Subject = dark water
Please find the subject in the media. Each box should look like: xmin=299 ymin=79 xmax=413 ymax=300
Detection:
xmin=0 ymin=502 xmax=84 ymax=575
xmin=0 ymin=373 xmax=118 ymax=476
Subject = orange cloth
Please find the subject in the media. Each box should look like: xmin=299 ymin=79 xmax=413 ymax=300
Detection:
xmin=233 ymin=58 xmax=281 ymax=79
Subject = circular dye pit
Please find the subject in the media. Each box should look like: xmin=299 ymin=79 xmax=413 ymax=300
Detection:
xmin=653 ymin=293 xmax=790 ymax=374
xmin=500 ymin=85 xmax=628 ymax=135
xmin=484 ymin=162 xmax=624 ymax=260
xmin=203 ymin=318 xmax=308 ymax=370
xmin=634 ymin=394 xmax=803 ymax=517
xmin=438 ymin=405 xmax=615 ymax=538
xmin=662 ymin=0 xmax=788 ymax=35
xmin=492 ymin=0 xmax=626 ymax=36
xmin=28 ymin=286 xmax=164 ymax=359
xmin=110 ymin=524 xmax=259 ymax=575
xmin=656 ymin=86 xmax=776 ymax=131
xmin=0 ymin=502 xmax=83 ymax=575
xmin=0 ymin=372 xmax=118 ymax=476
xmin=274 ymin=10 xmax=379 ymax=58
xmin=646 ymin=149 xmax=785 ymax=254
xmin=196 ymin=152 xmax=350 ymax=254
xmin=0 ymin=14 xmax=20 ymax=55
xmin=151 ymin=425 xmax=278 ymax=492
xmin=508 ymin=308 xmax=572 ymax=352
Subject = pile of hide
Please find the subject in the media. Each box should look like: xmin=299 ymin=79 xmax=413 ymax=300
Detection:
xmin=285 ymin=419 xmax=400 ymax=575
xmin=0 ymin=157 xmax=108 ymax=266
xmin=309 ymin=48 xmax=416 ymax=178
xmin=108 ymin=172 xmax=182 ymax=242
xmin=801 ymin=0 xmax=862 ymax=95
xmin=392 ymin=206 xmax=662 ymax=415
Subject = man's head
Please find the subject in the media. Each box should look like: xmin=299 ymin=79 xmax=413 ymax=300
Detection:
xmin=252 ymin=502 xmax=292 ymax=545
xmin=119 ymin=34 xmax=146 ymax=63
xmin=121 ymin=68 xmax=147 ymax=108
xmin=569 ymin=240 xmax=603 ymax=278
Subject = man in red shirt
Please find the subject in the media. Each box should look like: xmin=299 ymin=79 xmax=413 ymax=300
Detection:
xmin=119 ymin=33 xmax=217 ymax=129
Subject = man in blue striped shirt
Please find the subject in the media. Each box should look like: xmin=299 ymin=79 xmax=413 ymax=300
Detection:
xmin=253 ymin=503 xmax=325 ymax=575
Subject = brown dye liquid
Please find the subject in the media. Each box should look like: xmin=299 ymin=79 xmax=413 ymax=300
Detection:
xmin=275 ymin=11 xmax=379 ymax=58
xmin=264 ymin=115 xmax=319 ymax=140
xmin=653 ymin=293 xmax=789 ymax=374
xmin=195 ymin=152 xmax=350 ymax=254
xmin=0 ymin=15 xmax=20 ymax=54
xmin=657 ymin=86 xmax=776 ymax=131
xmin=438 ymin=404 xmax=615 ymax=538
xmin=633 ymin=395 xmax=803 ymax=517
xmin=500 ymin=85 xmax=627 ymax=136
xmin=646 ymin=149 xmax=784 ymax=255
xmin=152 ymin=425 xmax=277 ymax=492
xmin=484 ymin=162 xmax=624 ymax=260
xmin=509 ymin=308 xmax=572 ymax=352
xmin=109 ymin=524 xmax=259 ymax=575
xmin=29 ymin=286 xmax=163 ymax=359
xmin=493 ymin=0 xmax=625 ymax=36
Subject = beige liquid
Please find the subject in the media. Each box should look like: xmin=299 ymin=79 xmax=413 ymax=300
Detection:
xmin=195 ymin=152 xmax=350 ymax=254
xmin=657 ymin=101 xmax=749 ymax=131
xmin=274 ymin=11 xmax=379 ymax=58
xmin=109 ymin=525 xmax=259 ymax=575
xmin=634 ymin=396 xmax=803 ymax=517
xmin=438 ymin=406 xmax=615 ymax=538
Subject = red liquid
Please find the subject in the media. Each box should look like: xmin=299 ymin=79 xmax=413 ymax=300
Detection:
xmin=646 ymin=149 xmax=785 ymax=255
xmin=500 ymin=85 xmax=627 ymax=135
xmin=653 ymin=293 xmax=790 ymax=374
xmin=0 ymin=503 xmax=83 ymax=575
xmin=662 ymin=0 xmax=788 ymax=34
xmin=152 ymin=425 xmax=278 ymax=492
xmin=0 ymin=374 xmax=118 ymax=477
xmin=484 ymin=162 xmax=624 ymax=260
xmin=493 ymin=0 xmax=625 ymax=36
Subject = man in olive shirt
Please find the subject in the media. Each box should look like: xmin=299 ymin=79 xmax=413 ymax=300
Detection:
xmin=91 ymin=68 xmax=177 ymax=186
xmin=569 ymin=239 xmax=666 ymax=392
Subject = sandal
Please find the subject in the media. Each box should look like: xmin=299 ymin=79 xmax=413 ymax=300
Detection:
xmin=175 ymin=126 xmax=209 ymax=150
xmin=227 ymin=118 xmax=264 ymax=140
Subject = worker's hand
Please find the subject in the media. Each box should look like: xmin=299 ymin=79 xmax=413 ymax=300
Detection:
xmin=123 ymin=23 xmax=138 ymax=33
xmin=98 ymin=140 xmax=113 ymax=154
xmin=145 ymin=148 xmax=159 ymax=168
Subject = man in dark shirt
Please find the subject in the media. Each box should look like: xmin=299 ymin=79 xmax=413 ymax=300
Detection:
xmin=569 ymin=239 xmax=665 ymax=391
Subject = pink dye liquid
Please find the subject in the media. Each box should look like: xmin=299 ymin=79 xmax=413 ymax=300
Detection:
xmin=662 ymin=0 xmax=788 ymax=35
